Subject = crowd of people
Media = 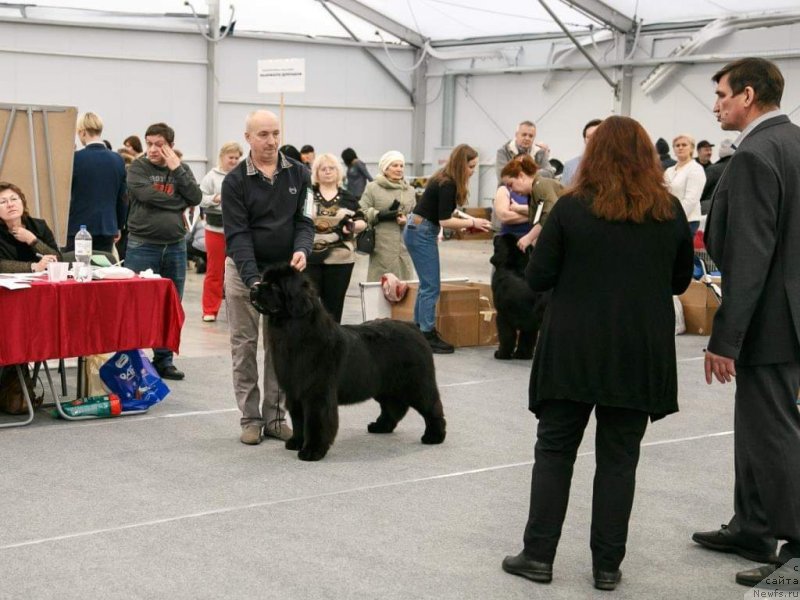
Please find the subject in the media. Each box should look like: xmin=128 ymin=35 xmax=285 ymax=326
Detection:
xmin=0 ymin=56 xmax=798 ymax=593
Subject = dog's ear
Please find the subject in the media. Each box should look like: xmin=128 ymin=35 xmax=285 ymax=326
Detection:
xmin=490 ymin=234 xmax=511 ymax=267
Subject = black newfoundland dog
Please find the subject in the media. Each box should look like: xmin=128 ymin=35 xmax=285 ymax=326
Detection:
xmin=250 ymin=264 xmax=446 ymax=461
xmin=490 ymin=233 xmax=550 ymax=360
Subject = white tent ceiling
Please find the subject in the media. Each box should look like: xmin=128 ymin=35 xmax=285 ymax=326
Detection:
xmin=2 ymin=0 xmax=799 ymax=43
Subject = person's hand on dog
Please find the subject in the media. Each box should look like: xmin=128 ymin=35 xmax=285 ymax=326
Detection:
xmin=290 ymin=251 xmax=307 ymax=272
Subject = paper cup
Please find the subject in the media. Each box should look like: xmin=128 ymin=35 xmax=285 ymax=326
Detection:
xmin=47 ymin=261 xmax=69 ymax=282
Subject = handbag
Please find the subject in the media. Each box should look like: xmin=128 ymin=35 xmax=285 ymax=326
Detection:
xmin=0 ymin=363 xmax=44 ymax=415
xmin=355 ymin=226 xmax=375 ymax=254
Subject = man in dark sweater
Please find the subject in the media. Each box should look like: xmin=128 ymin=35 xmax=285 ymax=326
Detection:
xmin=66 ymin=112 xmax=127 ymax=253
xmin=125 ymin=122 xmax=201 ymax=380
xmin=222 ymin=109 xmax=313 ymax=445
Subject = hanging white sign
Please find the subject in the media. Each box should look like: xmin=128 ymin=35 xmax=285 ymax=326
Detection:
xmin=257 ymin=58 xmax=306 ymax=94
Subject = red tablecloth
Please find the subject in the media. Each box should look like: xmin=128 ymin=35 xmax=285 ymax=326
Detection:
xmin=0 ymin=276 xmax=184 ymax=365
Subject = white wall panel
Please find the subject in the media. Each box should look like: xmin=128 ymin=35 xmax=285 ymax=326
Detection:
xmin=215 ymin=37 xmax=414 ymax=174
xmin=0 ymin=21 xmax=208 ymax=178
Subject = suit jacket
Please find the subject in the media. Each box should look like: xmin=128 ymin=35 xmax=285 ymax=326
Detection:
xmin=68 ymin=143 xmax=127 ymax=237
xmin=700 ymin=154 xmax=731 ymax=213
xmin=704 ymin=115 xmax=800 ymax=365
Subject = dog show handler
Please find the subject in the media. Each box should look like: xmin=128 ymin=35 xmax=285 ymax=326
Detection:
xmin=222 ymin=110 xmax=314 ymax=446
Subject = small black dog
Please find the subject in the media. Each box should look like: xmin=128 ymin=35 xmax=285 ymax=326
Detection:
xmin=490 ymin=234 xmax=549 ymax=360
xmin=251 ymin=264 xmax=446 ymax=461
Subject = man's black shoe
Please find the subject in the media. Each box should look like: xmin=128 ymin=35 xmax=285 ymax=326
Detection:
xmin=692 ymin=524 xmax=778 ymax=564
xmin=735 ymin=562 xmax=793 ymax=587
xmin=593 ymin=568 xmax=622 ymax=591
xmin=156 ymin=365 xmax=185 ymax=381
xmin=423 ymin=329 xmax=455 ymax=354
xmin=501 ymin=552 xmax=552 ymax=583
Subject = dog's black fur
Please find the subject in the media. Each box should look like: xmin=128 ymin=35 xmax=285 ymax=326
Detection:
xmin=490 ymin=233 xmax=550 ymax=360
xmin=251 ymin=264 xmax=446 ymax=461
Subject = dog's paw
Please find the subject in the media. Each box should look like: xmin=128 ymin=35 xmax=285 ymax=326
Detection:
xmin=494 ymin=350 xmax=513 ymax=360
xmin=285 ymin=437 xmax=303 ymax=451
xmin=368 ymin=420 xmax=395 ymax=434
xmin=421 ymin=430 xmax=446 ymax=444
xmin=421 ymin=418 xmax=446 ymax=444
xmin=298 ymin=446 xmax=328 ymax=461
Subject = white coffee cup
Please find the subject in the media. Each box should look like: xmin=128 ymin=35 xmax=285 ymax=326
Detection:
xmin=47 ymin=261 xmax=69 ymax=282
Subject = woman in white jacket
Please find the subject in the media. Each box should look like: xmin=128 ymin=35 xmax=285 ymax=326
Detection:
xmin=664 ymin=134 xmax=706 ymax=235
xmin=199 ymin=141 xmax=243 ymax=321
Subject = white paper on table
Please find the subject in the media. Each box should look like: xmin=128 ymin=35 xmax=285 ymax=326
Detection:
xmin=137 ymin=268 xmax=162 ymax=279
xmin=0 ymin=272 xmax=47 ymax=280
xmin=0 ymin=279 xmax=31 ymax=290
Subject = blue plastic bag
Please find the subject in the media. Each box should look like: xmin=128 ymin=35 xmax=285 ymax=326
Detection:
xmin=99 ymin=350 xmax=170 ymax=411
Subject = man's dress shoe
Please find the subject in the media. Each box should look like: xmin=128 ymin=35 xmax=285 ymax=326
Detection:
xmin=593 ymin=568 xmax=622 ymax=591
xmin=692 ymin=524 xmax=778 ymax=564
xmin=501 ymin=552 xmax=553 ymax=583
xmin=735 ymin=562 xmax=798 ymax=588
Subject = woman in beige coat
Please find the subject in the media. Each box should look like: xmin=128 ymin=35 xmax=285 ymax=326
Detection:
xmin=359 ymin=150 xmax=416 ymax=281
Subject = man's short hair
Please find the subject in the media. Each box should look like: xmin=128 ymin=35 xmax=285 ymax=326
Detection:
xmin=77 ymin=112 xmax=103 ymax=136
xmin=144 ymin=122 xmax=175 ymax=145
xmin=300 ymin=144 xmax=314 ymax=154
xmin=582 ymin=118 xmax=603 ymax=140
xmin=517 ymin=120 xmax=535 ymax=130
xmin=712 ymin=57 xmax=784 ymax=108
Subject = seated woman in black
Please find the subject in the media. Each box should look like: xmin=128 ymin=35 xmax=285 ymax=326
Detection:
xmin=0 ymin=182 xmax=61 ymax=273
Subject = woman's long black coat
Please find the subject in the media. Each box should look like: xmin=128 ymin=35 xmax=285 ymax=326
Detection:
xmin=525 ymin=194 xmax=694 ymax=420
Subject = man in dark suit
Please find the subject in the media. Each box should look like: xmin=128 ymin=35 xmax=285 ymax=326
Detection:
xmin=693 ymin=57 xmax=800 ymax=587
xmin=66 ymin=112 xmax=127 ymax=253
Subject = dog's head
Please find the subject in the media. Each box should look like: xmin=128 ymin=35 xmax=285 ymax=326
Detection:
xmin=250 ymin=263 xmax=316 ymax=320
xmin=490 ymin=233 xmax=529 ymax=274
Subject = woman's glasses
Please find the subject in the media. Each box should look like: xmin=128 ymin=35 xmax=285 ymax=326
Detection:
xmin=0 ymin=196 xmax=22 ymax=207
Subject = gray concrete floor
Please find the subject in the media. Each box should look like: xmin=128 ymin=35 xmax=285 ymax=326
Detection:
xmin=0 ymin=240 xmax=756 ymax=599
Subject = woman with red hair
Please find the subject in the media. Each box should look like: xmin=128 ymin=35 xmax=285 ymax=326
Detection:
xmin=501 ymin=116 xmax=694 ymax=591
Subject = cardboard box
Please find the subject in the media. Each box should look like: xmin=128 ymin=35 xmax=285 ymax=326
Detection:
xmin=391 ymin=283 xmax=481 ymax=347
xmin=679 ymin=280 xmax=720 ymax=335
xmin=461 ymin=282 xmax=498 ymax=346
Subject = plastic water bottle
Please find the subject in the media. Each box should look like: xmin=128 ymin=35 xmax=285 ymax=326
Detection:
xmin=56 ymin=394 xmax=122 ymax=418
xmin=74 ymin=225 xmax=92 ymax=282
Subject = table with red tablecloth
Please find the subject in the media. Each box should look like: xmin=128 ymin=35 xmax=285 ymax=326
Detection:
xmin=0 ymin=276 xmax=184 ymax=366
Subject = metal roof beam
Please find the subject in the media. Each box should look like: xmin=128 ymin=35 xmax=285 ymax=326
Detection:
xmin=558 ymin=0 xmax=634 ymax=33
xmin=539 ymin=0 xmax=617 ymax=92
xmin=323 ymin=0 xmax=426 ymax=48
xmin=318 ymin=0 xmax=413 ymax=100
